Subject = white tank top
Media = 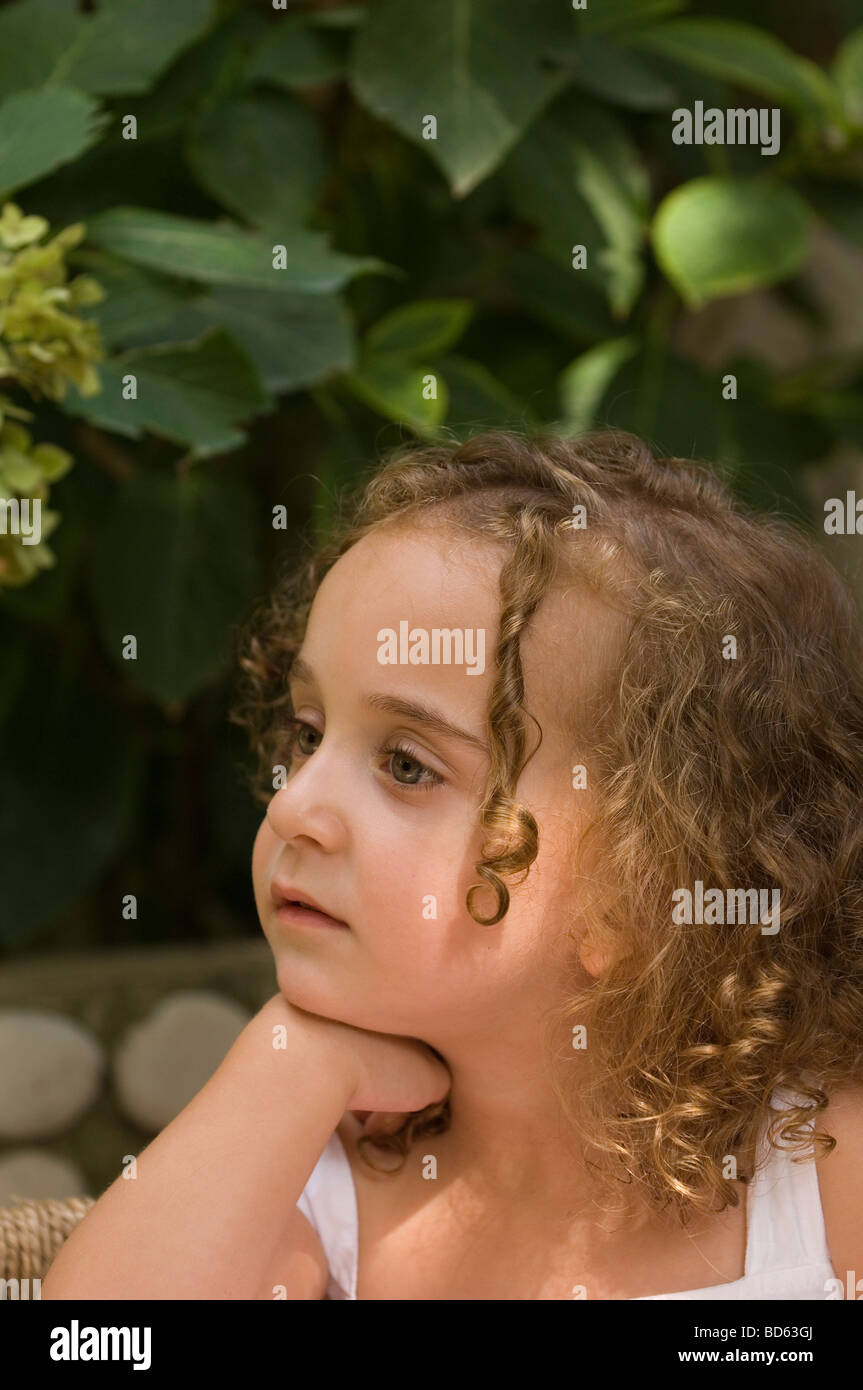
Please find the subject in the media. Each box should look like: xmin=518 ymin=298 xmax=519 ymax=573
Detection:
xmin=296 ymin=1086 xmax=837 ymax=1300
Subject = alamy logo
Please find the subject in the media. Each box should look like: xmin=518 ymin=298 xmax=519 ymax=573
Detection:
xmin=672 ymin=101 xmax=780 ymax=156
xmin=50 ymin=1320 xmax=151 ymax=1370
xmin=824 ymin=492 xmax=863 ymax=534
xmin=0 ymin=1277 xmax=41 ymax=1299
xmin=377 ymin=622 xmax=486 ymax=675
xmin=672 ymin=880 xmax=781 ymax=934
xmin=0 ymin=495 xmax=41 ymax=544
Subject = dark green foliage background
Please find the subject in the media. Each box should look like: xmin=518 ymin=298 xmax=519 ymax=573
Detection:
xmin=0 ymin=0 xmax=861 ymax=952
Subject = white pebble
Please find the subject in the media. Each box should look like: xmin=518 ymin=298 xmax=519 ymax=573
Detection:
xmin=0 ymin=1011 xmax=103 ymax=1141
xmin=0 ymin=1149 xmax=89 ymax=1204
xmin=113 ymin=991 xmax=251 ymax=1132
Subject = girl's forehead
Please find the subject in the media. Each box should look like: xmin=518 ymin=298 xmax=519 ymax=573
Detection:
xmin=308 ymin=529 xmax=626 ymax=752
xmin=318 ymin=526 xmax=506 ymax=619
xmin=320 ymin=522 xmax=628 ymax=653
xmin=343 ymin=521 xmax=502 ymax=573
xmin=300 ymin=531 xmax=505 ymax=722
xmin=519 ymin=583 xmax=629 ymax=745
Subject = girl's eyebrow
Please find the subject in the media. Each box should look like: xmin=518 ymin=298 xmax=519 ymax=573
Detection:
xmin=288 ymin=655 xmax=489 ymax=755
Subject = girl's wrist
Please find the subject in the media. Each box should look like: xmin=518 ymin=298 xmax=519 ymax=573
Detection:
xmin=251 ymin=991 xmax=360 ymax=1109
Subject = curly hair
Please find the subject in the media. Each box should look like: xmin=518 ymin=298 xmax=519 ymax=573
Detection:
xmin=230 ymin=427 xmax=863 ymax=1226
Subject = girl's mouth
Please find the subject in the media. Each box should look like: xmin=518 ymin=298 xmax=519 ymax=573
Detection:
xmin=274 ymin=900 xmax=349 ymax=930
xmin=270 ymin=878 xmax=350 ymax=929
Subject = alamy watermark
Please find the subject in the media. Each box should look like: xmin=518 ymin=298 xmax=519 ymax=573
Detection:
xmin=377 ymin=622 xmax=486 ymax=675
xmin=1 ymin=1276 xmax=41 ymax=1299
xmin=824 ymin=491 xmax=862 ymax=534
xmin=0 ymin=495 xmax=41 ymax=544
xmin=672 ymin=101 xmax=780 ymax=157
xmin=672 ymin=880 xmax=781 ymax=934
xmin=50 ymin=1320 xmax=151 ymax=1370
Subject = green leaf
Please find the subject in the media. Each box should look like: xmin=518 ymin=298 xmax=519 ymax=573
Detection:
xmin=437 ymin=353 xmax=541 ymax=433
xmin=247 ymin=14 xmax=344 ymax=89
xmin=557 ymin=337 xmax=640 ymax=436
xmin=121 ymin=12 xmax=270 ymax=142
xmin=0 ymin=644 xmax=141 ymax=943
xmin=365 ymin=300 xmax=473 ymax=359
xmin=0 ymin=0 xmax=81 ymax=98
xmin=628 ymin=18 xmax=841 ymax=121
xmin=350 ymin=0 xmax=573 ymax=197
xmin=343 ymin=352 xmax=448 ymax=438
xmin=0 ymin=0 xmax=213 ymax=100
xmin=548 ymin=36 xmax=677 ymax=111
xmin=185 ymin=91 xmax=328 ymax=233
xmin=503 ymin=97 xmax=649 ymax=317
xmin=0 ymin=86 xmax=108 ymax=200
xmin=84 ymin=207 xmax=386 ymax=291
xmin=88 ymin=466 xmax=260 ymax=706
xmin=47 ymin=0 xmax=213 ymax=96
xmin=502 ymin=124 xmax=601 ymax=284
xmin=71 ymin=250 xmax=203 ymax=349
xmin=580 ymin=0 xmax=687 ymax=34
xmin=594 ymin=350 xmax=731 ymax=462
xmin=63 ymin=328 xmax=272 ymax=456
xmin=108 ymin=285 xmax=356 ymax=394
xmin=652 ymin=177 xmax=812 ymax=307
xmin=833 ymin=27 xmax=863 ymax=128
xmin=309 ymin=390 xmax=370 ymax=546
xmin=506 ymin=248 xmax=618 ymax=344
xmin=567 ymin=105 xmax=649 ymax=317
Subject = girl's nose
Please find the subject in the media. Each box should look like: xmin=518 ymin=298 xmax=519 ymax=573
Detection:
xmin=265 ymin=768 xmax=347 ymax=853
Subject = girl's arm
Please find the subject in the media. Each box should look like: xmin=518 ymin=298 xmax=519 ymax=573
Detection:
xmin=40 ymin=994 xmax=358 ymax=1300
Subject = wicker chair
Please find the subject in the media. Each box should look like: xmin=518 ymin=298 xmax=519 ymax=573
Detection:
xmin=0 ymin=1195 xmax=95 ymax=1285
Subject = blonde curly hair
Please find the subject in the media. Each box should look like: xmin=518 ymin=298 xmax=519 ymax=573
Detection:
xmin=230 ymin=427 xmax=863 ymax=1226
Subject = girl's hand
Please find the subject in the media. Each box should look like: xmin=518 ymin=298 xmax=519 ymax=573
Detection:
xmin=346 ymin=1026 xmax=452 ymax=1115
xmin=288 ymin=1000 xmax=452 ymax=1115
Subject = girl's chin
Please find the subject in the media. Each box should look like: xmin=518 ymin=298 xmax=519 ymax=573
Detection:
xmin=274 ymin=979 xmax=384 ymax=1035
xmin=274 ymin=970 xmax=352 ymax=1021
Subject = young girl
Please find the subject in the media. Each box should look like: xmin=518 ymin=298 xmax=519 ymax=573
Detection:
xmin=43 ymin=428 xmax=863 ymax=1300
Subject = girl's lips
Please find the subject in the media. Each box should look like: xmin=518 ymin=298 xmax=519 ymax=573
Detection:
xmin=270 ymin=878 xmax=348 ymax=925
xmin=274 ymin=901 xmax=349 ymax=930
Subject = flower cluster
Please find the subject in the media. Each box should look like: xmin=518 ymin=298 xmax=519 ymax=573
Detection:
xmin=0 ymin=202 xmax=104 ymax=588
xmin=0 ymin=417 xmax=72 ymax=586
xmin=0 ymin=201 xmax=104 ymax=400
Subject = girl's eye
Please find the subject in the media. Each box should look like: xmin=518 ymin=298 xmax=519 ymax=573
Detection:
xmin=279 ymin=718 xmax=444 ymax=792
xmin=383 ymin=741 xmax=444 ymax=791
xmin=285 ymin=719 xmax=321 ymax=758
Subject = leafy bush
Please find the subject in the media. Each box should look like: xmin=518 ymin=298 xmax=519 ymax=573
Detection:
xmin=0 ymin=0 xmax=861 ymax=948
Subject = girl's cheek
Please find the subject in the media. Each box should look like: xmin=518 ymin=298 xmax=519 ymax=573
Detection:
xmin=251 ymin=820 xmax=264 ymax=877
xmin=251 ymin=819 xmax=278 ymax=895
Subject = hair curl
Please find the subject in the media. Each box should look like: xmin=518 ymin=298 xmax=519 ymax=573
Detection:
xmin=230 ymin=427 xmax=863 ymax=1226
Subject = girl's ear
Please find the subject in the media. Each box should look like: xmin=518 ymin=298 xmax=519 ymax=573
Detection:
xmin=577 ymin=925 xmax=628 ymax=979
xmin=578 ymin=932 xmax=609 ymax=979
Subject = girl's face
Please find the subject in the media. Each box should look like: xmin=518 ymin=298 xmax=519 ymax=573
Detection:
xmin=252 ymin=523 xmax=614 ymax=1043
